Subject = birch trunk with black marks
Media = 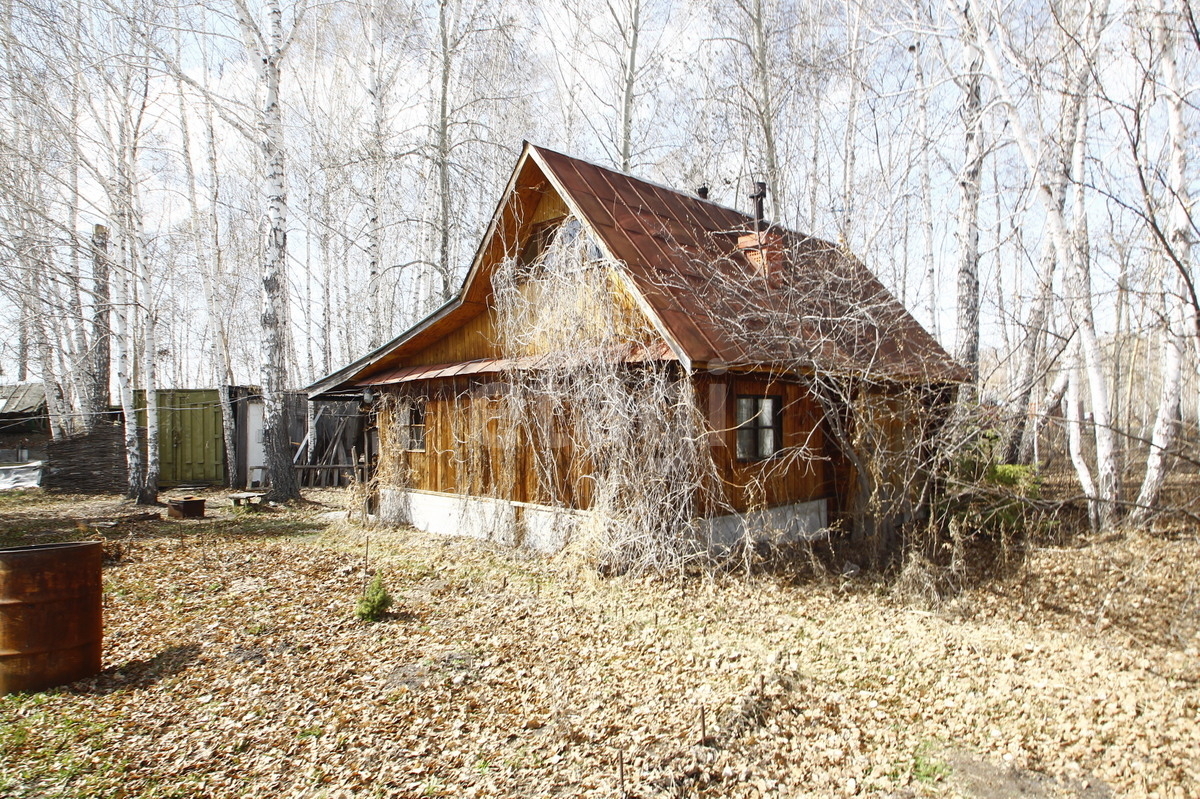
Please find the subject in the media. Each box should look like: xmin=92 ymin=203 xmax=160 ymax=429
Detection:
xmin=1005 ymin=75 xmax=1088 ymax=464
xmin=366 ymin=0 xmax=386 ymax=347
xmin=1003 ymin=238 xmax=1056 ymax=462
xmin=138 ymin=219 xmax=159 ymax=504
xmin=1132 ymin=310 xmax=1184 ymax=525
xmin=181 ymin=31 xmax=236 ymax=484
xmin=1064 ymin=354 xmax=1098 ymax=528
xmin=64 ymin=79 xmax=92 ymax=431
xmin=953 ymin=2 xmax=984 ymax=393
xmin=719 ymin=0 xmax=783 ymax=222
xmin=32 ymin=288 xmax=68 ymax=440
xmin=839 ymin=1 xmax=861 ymax=242
xmin=112 ymin=227 xmax=143 ymax=501
xmin=616 ymin=0 xmax=641 ymax=173
xmin=102 ymin=60 xmax=156 ymax=502
xmin=913 ymin=39 xmax=938 ymax=340
xmin=1130 ymin=0 xmax=1193 ymax=524
xmin=434 ymin=0 xmax=454 ymax=300
xmin=243 ymin=0 xmax=302 ymax=501
xmin=90 ymin=224 xmax=111 ymax=423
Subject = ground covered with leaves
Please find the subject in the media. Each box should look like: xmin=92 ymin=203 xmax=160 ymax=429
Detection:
xmin=1 ymin=488 xmax=1197 ymax=798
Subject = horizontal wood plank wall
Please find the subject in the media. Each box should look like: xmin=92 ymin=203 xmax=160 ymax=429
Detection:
xmin=387 ymin=372 xmax=840 ymax=519
xmin=696 ymin=373 xmax=835 ymax=515
xmin=383 ymin=378 xmax=581 ymax=508
xmin=403 ymin=270 xmax=654 ymax=369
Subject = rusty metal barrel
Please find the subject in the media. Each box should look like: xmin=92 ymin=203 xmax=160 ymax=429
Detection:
xmin=0 ymin=541 xmax=103 ymax=694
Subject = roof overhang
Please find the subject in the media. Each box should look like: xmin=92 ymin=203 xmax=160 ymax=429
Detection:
xmin=306 ymin=296 xmax=462 ymax=400
xmin=358 ymin=341 xmax=679 ymax=388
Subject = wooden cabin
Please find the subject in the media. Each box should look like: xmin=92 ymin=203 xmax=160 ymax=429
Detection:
xmin=309 ymin=144 xmax=966 ymax=555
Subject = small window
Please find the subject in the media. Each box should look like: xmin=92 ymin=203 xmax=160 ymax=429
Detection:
xmin=735 ymin=395 xmax=781 ymax=461
xmin=520 ymin=219 xmax=564 ymax=265
xmin=520 ymin=217 xmax=603 ymax=272
xmin=405 ymin=400 xmax=426 ymax=452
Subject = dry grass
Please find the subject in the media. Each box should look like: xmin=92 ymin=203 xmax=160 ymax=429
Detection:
xmin=1 ymin=488 xmax=1197 ymax=798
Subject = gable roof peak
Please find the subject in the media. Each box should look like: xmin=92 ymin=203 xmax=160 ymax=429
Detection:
xmin=308 ymin=145 xmax=967 ymax=399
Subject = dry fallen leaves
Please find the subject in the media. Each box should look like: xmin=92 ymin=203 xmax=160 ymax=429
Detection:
xmin=0 ymin=489 xmax=1197 ymax=798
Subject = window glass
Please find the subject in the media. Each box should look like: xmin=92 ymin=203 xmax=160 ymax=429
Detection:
xmin=735 ymin=397 xmax=755 ymax=424
xmin=758 ymin=424 xmax=776 ymax=457
xmin=406 ymin=400 xmax=426 ymax=452
xmin=521 ymin=217 xmax=602 ymax=274
xmin=736 ymin=426 xmax=756 ymax=461
xmin=735 ymin=394 xmax=782 ymax=461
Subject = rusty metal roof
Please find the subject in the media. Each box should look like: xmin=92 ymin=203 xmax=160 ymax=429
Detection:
xmin=360 ymin=342 xmax=678 ymax=388
xmin=309 ymin=144 xmax=966 ymax=399
xmin=363 ymin=356 xmax=545 ymax=386
xmin=534 ymin=147 xmax=967 ymax=383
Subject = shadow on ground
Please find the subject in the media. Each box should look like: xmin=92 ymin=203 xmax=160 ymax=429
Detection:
xmin=67 ymin=643 xmax=203 ymax=696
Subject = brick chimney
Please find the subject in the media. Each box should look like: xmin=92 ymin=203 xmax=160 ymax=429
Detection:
xmin=738 ymin=228 xmax=785 ymax=277
xmin=738 ymin=180 xmax=784 ymax=276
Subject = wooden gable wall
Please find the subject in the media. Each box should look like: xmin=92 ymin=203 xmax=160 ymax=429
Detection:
xmin=399 ymin=189 xmax=659 ymax=368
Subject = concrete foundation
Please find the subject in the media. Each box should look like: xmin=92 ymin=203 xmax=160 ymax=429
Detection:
xmin=379 ymin=487 xmax=828 ymax=555
xmin=699 ymin=498 xmax=828 ymax=552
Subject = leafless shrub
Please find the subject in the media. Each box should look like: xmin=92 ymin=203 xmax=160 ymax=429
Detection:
xmin=491 ymin=221 xmax=729 ymax=574
xmin=373 ymin=218 xmax=728 ymax=574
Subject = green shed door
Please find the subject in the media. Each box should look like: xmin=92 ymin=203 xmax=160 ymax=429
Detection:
xmin=158 ymin=390 xmax=226 ymax=486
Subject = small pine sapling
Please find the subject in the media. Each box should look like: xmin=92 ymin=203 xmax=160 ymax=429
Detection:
xmin=356 ymin=573 xmax=393 ymax=622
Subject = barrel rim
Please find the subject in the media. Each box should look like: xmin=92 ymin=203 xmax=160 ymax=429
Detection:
xmin=0 ymin=540 xmax=104 ymax=556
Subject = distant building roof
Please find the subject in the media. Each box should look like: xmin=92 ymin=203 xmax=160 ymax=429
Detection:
xmin=0 ymin=384 xmax=46 ymax=416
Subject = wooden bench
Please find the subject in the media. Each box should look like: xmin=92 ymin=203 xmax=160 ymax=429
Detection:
xmin=228 ymin=492 xmax=266 ymax=507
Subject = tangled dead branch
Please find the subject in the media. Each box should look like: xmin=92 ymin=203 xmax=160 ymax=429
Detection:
xmin=376 ymin=218 xmax=726 ymax=574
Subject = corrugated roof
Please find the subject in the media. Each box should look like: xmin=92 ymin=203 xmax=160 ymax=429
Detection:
xmin=535 ymin=147 xmax=966 ymax=382
xmin=308 ymin=143 xmax=966 ymax=399
xmin=0 ymin=383 xmax=46 ymax=416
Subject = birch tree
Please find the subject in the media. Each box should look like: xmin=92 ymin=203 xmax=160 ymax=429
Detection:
xmin=1129 ymin=0 xmax=1195 ymax=524
xmin=363 ymin=0 xmax=392 ymax=348
xmin=236 ymin=0 xmax=304 ymax=501
xmin=0 ymin=0 xmax=91 ymax=436
xmin=708 ymin=0 xmax=792 ymax=223
xmin=911 ymin=35 xmax=940 ymax=339
xmin=98 ymin=35 xmax=159 ymax=501
xmin=951 ymin=0 xmax=985 ymax=391
xmin=591 ymin=0 xmax=665 ymax=172
xmin=418 ymin=0 xmax=524 ymax=301
xmin=968 ymin=0 xmax=1120 ymax=529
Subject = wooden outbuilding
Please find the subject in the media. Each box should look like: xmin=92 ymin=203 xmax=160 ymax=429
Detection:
xmin=0 ymin=384 xmax=49 ymax=462
xmin=309 ymin=144 xmax=966 ymax=560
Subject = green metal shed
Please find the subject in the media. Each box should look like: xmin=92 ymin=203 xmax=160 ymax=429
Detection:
xmin=136 ymin=389 xmax=226 ymax=486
